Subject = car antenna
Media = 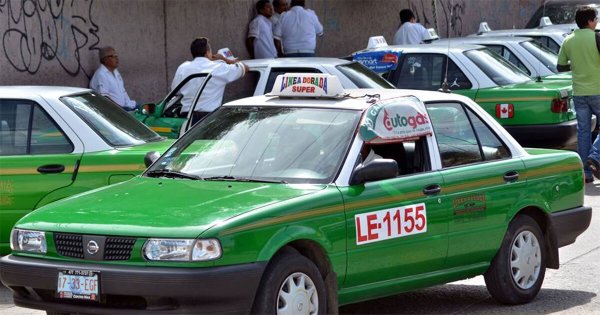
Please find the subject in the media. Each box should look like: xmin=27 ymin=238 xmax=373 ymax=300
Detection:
xmin=438 ymin=0 xmax=451 ymax=93
xmin=535 ymin=1 xmax=547 ymax=83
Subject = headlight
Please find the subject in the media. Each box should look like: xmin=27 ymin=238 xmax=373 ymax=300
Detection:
xmin=10 ymin=229 xmax=47 ymax=254
xmin=143 ymin=238 xmax=221 ymax=261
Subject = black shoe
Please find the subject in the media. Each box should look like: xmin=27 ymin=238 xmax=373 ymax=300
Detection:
xmin=586 ymin=177 xmax=594 ymax=184
xmin=587 ymin=158 xmax=600 ymax=179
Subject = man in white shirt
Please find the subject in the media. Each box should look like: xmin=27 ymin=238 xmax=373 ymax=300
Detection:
xmin=89 ymin=47 xmax=137 ymax=111
xmin=271 ymin=0 xmax=288 ymax=27
xmin=392 ymin=9 xmax=429 ymax=45
xmin=273 ymin=0 xmax=323 ymax=57
xmin=246 ymin=0 xmax=278 ymax=59
xmin=171 ymin=37 xmax=248 ymax=125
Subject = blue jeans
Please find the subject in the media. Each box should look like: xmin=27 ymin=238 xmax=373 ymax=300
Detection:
xmin=573 ymin=95 xmax=600 ymax=178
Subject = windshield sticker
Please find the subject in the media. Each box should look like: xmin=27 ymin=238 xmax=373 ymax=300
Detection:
xmin=355 ymin=203 xmax=427 ymax=245
xmin=352 ymin=50 xmax=402 ymax=73
xmin=360 ymin=96 xmax=432 ymax=143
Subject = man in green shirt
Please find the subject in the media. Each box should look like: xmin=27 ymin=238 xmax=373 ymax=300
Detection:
xmin=557 ymin=6 xmax=600 ymax=183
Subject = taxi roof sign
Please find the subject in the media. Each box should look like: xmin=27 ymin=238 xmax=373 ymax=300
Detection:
xmin=538 ymin=16 xmax=553 ymax=28
xmin=367 ymin=36 xmax=389 ymax=49
xmin=424 ymin=28 xmax=439 ymax=42
xmin=270 ymin=73 xmax=345 ymax=98
xmin=477 ymin=22 xmax=492 ymax=34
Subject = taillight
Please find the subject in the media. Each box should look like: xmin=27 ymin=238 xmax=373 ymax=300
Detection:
xmin=495 ymin=103 xmax=514 ymax=118
xmin=551 ymin=98 xmax=569 ymax=113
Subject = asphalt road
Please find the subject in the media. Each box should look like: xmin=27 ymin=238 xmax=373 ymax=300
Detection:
xmin=2 ymin=184 xmax=599 ymax=315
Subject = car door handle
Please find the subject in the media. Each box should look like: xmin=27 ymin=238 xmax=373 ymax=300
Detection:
xmin=504 ymin=170 xmax=519 ymax=183
xmin=37 ymin=164 xmax=65 ymax=174
xmin=423 ymin=184 xmax=441 ymax=195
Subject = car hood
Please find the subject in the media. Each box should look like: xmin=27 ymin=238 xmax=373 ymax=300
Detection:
xmin=16 ymin=177 xmax=326 ymax=238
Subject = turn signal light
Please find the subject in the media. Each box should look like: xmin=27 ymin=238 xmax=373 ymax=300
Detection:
xmin=551 ymin=98 xmax=569 ymax=113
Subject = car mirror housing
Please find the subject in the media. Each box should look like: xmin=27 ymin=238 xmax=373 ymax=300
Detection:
xmin=350 ymin=159 xmax=398 ymax=185
xmin=144 ymin=151 xmax=161 ymax=168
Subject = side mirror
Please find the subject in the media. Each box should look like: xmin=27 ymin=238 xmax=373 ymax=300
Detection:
xmin=141 ymin=103 xmax=156 ymax=115
xmin=350 ymin=159 xmax=398 ymax=185
xmin=144 ymin=151 xmax=161 ymax=168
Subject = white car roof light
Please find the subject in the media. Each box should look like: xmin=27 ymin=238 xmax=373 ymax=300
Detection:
xmin=269 ymin=73 xmax=345 ymax=98
xmin=424 ymin=28 xmax=440 ymax=42
xmin=360 ymin=96 xmax=433 ymax=144
xmin=538 ymin=16 xmax=553 ymax=28
xmin=367 ymin=36 xmax=389 ymax=49
xmin=478 ymin=22 xmax=492 ymax=34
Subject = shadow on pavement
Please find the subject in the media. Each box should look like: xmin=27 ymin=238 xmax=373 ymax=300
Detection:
xmin=340 ymin=283 xmax=596 ymax=314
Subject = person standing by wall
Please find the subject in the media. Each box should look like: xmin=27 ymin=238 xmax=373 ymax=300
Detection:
xmin=557 ymin=6 xmax=600 ymax=183
xmin=246 ymin=0 xmax=278 ymax=59
xmin=273 ymin=0 xmax=323 ymax=57
xmin=271 ymin=0 xmax=288 ymax=27
xmin=172 ymin=37 xmax=248 ymax=125
xmin=392 ymin=9 xmax=429 ymax=45
xmin=89 ymin=46 xmax=138 ymax=111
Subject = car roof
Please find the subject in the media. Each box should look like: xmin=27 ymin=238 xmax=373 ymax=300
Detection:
xmin=434 ymin=36 xmax=533 ymax=45
xmin=244 ymin=57 xmax=352 ymax=67
xmin=0 ymin=86 xmax=92 ymax=99
xmin=471 ymin=27 xmax=570 ymax=37
xmin=223 ymin=88 xmax=471 ymax=111
xmin=356 ymin=43 xmax=485 ymax=54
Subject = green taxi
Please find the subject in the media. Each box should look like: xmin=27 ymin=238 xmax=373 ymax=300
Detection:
xmin=0 ymin=75 xmax=591 ymax=314
xmin=0 ymin=86 xmax=173 ymax=255
xmin=352 ymin=38 xmax=586 ymax=149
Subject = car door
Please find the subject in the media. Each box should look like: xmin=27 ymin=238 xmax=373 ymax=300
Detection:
xmin=0 ymin=99 xmax=81 ymax=253
xmin=342 ymin=137 xmax=449 ymax=287
xmin=425 ymin=101 xmax=527 ymax=269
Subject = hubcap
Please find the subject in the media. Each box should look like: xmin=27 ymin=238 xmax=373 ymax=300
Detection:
xmin=510 ymin=230 xmax=541 ymax=289
xmin=277 ymin=272 xmax=318 ymax=315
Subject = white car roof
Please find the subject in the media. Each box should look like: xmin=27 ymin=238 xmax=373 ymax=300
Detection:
xmin=356 ymin=43 xmax=485 ymax=54
xmin=434 ymin=36 xmax=534 ymax=45
xmin=0 ymin=86 xmax=92 ymax=99
xmin=224 ymin=88 xmax=473 ymax=111
xmin=244 ymin=57 xmax=352 ymax=68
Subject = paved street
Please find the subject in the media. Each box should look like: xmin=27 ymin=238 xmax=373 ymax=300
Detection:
xmin=2 ymin=184 xmax=599 ymax=314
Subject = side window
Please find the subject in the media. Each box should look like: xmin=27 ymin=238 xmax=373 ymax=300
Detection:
xmin=361 ymin=137 xmax=431 ymax=176
xmin=394 ymin=54 xmax=472 ymax=91
xmin=264 ymin=67 xmax=322 ymax=94
xmin=531 ymin=36 xmax=560 ymax=54
xmin=427 ymin=102 xmax=510 ymax=168
xmin=222 ymin=70 xmax=261 ymax=104
xmin=0 ymin=100 xmax=73 ymax=156
xmin=486 ymin=45 xmax=530 ymax=75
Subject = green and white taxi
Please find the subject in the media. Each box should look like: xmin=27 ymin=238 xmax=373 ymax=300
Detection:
xmin=0 ymin=86 xmax=173 ymax=255
xmin=352 ymin=37 xmax=582 ymax=149
xmin=0 ymin=75 xmax=591 ymax=314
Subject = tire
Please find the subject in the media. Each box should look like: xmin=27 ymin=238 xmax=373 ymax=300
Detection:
xmin=252 ymin=247 xmax=327 ymax=315
xmin=484 ymin=215 xmax=546 ymax=305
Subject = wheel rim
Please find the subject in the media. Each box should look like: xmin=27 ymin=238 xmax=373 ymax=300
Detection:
xmin=510 ymin=230 xmax=541 ymax=290
xmin=277 ymin=272 xmax=319 ymax=315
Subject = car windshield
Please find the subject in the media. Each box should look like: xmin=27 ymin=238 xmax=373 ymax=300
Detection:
xmin=520 ymin=40 xmax=559 ymax=73
xmin=60 ymin=92 xmax=163 ymax=146
xmin=147 ymin=106 xmax=361 ymax=184
xmin=336 ymin=62 xmax=395 ymax=89
xmin=464 ymin=48 xmax=531 ymax=86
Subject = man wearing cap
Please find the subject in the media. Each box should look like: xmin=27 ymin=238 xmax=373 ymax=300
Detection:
xmin=273 ymin=0 xmax=323 ymax=57
xmin=89 ymin=46 xmax=137 ymax=111
xmin=172 ymin=37 xmax=248 ymax=125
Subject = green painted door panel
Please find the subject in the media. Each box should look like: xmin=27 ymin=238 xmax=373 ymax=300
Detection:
xmin=441 ymin=158 xmax=527 ymax=268
xmin=341 ymin=171 xmax=448 ymax=289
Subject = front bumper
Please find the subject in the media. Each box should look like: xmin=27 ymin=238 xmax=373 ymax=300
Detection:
xmin=0 ymin=255 xmax=266 ymax=314
xmin=550 ymin=205 xmax=592 ymax=247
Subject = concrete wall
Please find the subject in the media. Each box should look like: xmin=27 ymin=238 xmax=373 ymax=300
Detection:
xmin=1 ymin=0 xmax=542 ymax=103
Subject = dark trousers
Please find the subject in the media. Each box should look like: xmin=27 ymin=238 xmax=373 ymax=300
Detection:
xmin=181 ymin=111 xmax=211 ymax=126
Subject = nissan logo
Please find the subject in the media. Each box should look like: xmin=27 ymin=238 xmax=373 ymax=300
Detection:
xmin=86 ymin=240 xmax=99 ymax=255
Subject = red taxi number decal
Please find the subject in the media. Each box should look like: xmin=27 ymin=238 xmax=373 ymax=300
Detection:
xmin=355 ymin=203 xmax=427 ymax=245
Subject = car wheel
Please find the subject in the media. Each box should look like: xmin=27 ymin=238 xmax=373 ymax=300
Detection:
xmin=252 ymin=247 xmax=327 ymax=315
xmin=484 ymin=215 xmax=546 ymax=304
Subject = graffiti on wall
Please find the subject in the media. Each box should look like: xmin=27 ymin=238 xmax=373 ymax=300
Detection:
xmin=410 ymin=0 xmax=466 ymax=37
xmin=0 ymin=0 xmax=100 ymax=77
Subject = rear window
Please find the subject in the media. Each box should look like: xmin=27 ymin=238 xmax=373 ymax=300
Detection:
xmin=464 ymin=48 xmax=531 ymax=86
xmin=336 ymin=62 xmax=395 ymax=89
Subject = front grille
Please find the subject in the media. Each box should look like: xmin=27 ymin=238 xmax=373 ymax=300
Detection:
xmin=54 ymin=233 xmax=136 ymax=261
xmin=54 ymin=233 xmax=84 ymax=259
xmin=104 ymin=237 xmax=136 ymax=260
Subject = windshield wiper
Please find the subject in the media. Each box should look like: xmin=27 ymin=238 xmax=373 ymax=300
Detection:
xmin=203 ymin=176 xmax=287 ymax=184
xmin=145 ymin=169 xmax=200 ymax=180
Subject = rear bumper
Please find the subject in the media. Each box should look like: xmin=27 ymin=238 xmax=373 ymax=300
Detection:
xmin=0 ymin=255 xmax=266 ymax=314
xmin=550 ymin=206 xmax=592 ymax=247
xmin=504 ymin=115 xmax=595 ymax=149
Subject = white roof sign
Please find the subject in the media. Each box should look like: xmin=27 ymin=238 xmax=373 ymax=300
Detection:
xmin=270 ymin=73 xmax=345 ymax=98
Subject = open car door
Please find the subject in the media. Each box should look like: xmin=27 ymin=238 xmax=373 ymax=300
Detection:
xmin=180 ymin=73 xmax=214 ymax=137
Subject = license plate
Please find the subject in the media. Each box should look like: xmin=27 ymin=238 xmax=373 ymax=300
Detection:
xmin=57 ymin=269 xmax=99 ymax=301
